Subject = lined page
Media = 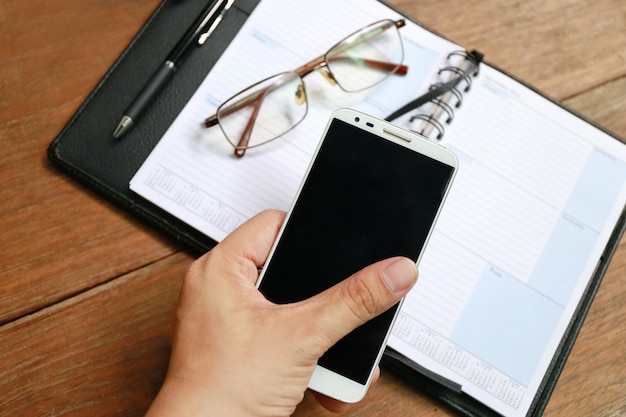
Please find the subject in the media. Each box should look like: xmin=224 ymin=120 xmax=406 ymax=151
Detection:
xmin=131 ymin=1 xmax=626 ymax=416
xmin=389 ymin=64 xmax=626 ymax=415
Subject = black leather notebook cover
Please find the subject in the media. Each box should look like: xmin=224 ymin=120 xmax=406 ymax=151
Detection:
xmin=47 ymin=1 xmax=625 ymax=416
xmin=48 ymin=0 xmax=261 ymax=253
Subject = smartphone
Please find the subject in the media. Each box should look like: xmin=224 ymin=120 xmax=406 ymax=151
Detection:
xmin=256 ymin=108 xmax=458 ymax=403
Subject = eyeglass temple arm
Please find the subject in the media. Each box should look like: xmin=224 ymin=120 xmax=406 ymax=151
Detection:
xmin=298 ymin=20 xmax=409 ymax=79
xmin=232 ymin=99 xmax=261 ymax=157
xmin=204 ymin=78 xmax=280 ymax=157
xmin=384 ymin=50 xmax=483 ymax=122
xmin=204 ymin=89 xmax=264 ymax=128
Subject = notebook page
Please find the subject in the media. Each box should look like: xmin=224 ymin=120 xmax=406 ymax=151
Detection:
xmin=388 ymin=64 xmax=626 ymax=416
xmin=130 ymin=0 xmax=459 ymax=242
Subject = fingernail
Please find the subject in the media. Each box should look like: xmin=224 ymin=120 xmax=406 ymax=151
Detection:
xmin=382 ymin=258 xmax=418 ymax=293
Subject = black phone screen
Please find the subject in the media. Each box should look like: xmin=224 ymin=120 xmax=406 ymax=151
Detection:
xmin=258 ymin=118 xmax=455 ymax=384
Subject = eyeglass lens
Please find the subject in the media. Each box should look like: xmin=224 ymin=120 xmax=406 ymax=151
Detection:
xmin=218 ymin=72 xmax=308 ymax=155
xmin=326 ymin=20 xmax=404 ymax=92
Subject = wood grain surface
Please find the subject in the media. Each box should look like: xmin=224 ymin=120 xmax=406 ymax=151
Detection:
xmin=1 ymin=0 xmax=624 ymax=416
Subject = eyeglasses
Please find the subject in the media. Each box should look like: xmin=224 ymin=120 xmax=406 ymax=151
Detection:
xmin=203 ymin=19 xmax=407 ymax=157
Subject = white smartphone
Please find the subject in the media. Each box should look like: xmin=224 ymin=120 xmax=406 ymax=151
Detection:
xmin=256 ymin=108 xmax=458 ymax=403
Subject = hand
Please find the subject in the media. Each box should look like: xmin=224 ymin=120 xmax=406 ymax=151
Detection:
xmin=146 ymin=209 xmax=418 ymax=417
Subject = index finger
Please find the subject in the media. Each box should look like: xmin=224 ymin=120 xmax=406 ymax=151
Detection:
xmin=211 ymin=209 xmax=286 ymax=282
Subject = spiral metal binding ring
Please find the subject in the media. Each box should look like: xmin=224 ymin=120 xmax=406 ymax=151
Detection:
xmin=447 ymin=50 xmax=482 ymax=75
xmin=430 ymin=81 xmax=463 ymax=108
xmin=408 ymin=97 xmax=454 ymax=126
xmin=384 ymin=49 xmax=483 ymax=141
xmin=439 ymin=66 xmax=473 ymax=92
xmin=407 ymin=49 xmax=482 ymax=140
xmin=430 ymin=98 xmax=454 ymax=123
xmin=410 ymin=114 xmax=445 ymax=140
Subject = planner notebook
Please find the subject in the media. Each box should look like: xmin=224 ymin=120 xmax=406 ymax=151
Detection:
xmin=49 ymin=0 xmax=626 ymax=416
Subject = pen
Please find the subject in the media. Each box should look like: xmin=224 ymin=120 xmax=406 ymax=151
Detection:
xmin=113 ymin=0 xmax=235 ymax=139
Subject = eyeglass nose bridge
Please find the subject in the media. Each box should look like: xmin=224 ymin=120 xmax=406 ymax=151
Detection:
xmin=295 ymin=57 xmax=338 ymax=87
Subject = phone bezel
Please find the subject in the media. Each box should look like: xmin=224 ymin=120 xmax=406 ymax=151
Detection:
xmin=257 ymin=108 xmax=459 ymax=403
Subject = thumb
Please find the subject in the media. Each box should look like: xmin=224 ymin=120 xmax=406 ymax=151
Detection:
xmin=310 ymin=257 xmax=418 ymax=347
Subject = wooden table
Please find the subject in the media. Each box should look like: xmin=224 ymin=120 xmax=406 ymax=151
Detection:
xmin=1 ymin=0 xmax=624 ymax=415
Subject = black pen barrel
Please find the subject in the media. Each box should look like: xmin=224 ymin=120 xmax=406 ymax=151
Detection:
xmin=125 ymin=61 xmax=176 ymax=121
xmin=169 ymin=0 xmax=222 ymax=63
xmin=114 ymin=0 xmax=230 ymax=138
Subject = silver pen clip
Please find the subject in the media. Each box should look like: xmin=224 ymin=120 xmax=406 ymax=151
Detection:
xmin=198 ymin=0 xmax=236 ymax=45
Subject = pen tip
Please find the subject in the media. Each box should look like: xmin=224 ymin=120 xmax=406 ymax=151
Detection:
xmin=113 ymin=116 xmax=133 ymax=139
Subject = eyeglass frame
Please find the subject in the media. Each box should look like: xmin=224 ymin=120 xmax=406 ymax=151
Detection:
xmin=203 ymin=19 xmax=408 ymax=158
